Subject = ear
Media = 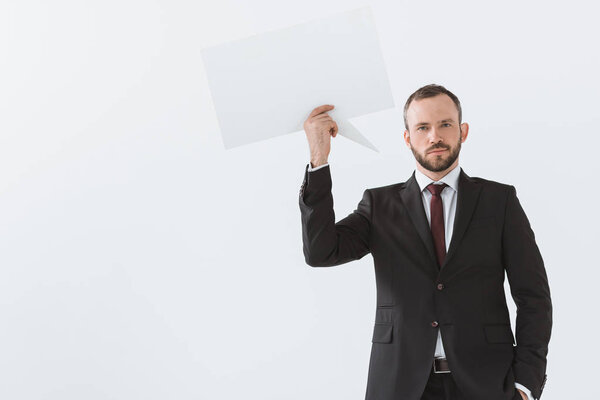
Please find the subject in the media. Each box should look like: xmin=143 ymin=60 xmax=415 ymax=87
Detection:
xmin=459 ymin=123 xmax=469 ymax=143
xmin=403 ymin=129 xmax=411 ymax=147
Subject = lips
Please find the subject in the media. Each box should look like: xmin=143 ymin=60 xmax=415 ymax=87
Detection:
xmin=428 ymin=149 xmax=447 ymax=154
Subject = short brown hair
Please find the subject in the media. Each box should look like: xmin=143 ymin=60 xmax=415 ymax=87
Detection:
xmin=403 ymin=84 xmax=462 ymax=130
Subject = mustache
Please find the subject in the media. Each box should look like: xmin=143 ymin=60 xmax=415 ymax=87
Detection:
xmin=428 ymin=145 xmax=449 ymax=152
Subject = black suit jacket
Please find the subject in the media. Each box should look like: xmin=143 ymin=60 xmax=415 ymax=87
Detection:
xmin=299 ymin=164 xmax=552 ymax=400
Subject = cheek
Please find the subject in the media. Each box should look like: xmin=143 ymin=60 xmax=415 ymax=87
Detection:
xmin=411 ymin=138 xmax=427 ymax=150
xmin=408 ymin=134 xmax=420 ymax=143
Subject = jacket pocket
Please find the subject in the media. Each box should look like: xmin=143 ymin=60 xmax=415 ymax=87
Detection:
xmin=372 ymin=322 xmax=393 ymax=344
xmin=483 ymin=323 xmax=514 ymax=344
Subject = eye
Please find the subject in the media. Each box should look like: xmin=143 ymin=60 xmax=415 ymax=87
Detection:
xmin=442 ymin=123 xmax=451 ymax=127
xmin=417 ymin=126 xmax=427 ymax=131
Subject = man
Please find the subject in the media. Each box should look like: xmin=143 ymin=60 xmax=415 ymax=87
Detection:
xmin=298 ymin=84 xmax=552 ymax=400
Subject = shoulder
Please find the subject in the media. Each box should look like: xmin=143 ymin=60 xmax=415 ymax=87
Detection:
xmin=365 ymin=181 xmax=407 ymax=197
xmin=465 ymin=173 xmax=516 ymax=197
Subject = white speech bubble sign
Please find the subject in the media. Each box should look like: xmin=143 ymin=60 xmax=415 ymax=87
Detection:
xmin=201 ymin=6 xmax=394 ymax=151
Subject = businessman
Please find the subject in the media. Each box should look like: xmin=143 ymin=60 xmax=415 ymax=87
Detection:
xmin=298 ymin=84 xmax=552 ymax=400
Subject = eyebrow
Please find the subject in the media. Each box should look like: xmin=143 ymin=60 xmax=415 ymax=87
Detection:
xmin=415 ymin=119 xmax=456 ymax=127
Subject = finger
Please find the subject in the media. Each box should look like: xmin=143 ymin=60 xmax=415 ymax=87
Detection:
xmin=329 ymin=121 xmax=337 ymax=136
xmin=308 ymin=104 xmax=334 ymax=118
xmin=313 ymin=114 xmax=333 ymax=121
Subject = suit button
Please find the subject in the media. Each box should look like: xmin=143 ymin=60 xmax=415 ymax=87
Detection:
xmin=437 ymin=283 xmax=444 ymax=290
xmin=431 ymin=321 xmax=438 ymax=327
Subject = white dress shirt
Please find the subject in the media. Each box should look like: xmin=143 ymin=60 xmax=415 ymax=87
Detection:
xmin=306 ymin=161 xmax=534 ymax=400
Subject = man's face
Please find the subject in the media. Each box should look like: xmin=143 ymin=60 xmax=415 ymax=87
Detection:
xmin=403 ymin=94 xmax=468 ymax=173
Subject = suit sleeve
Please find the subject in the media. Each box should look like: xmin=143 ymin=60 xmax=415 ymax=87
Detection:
xmin=502 ymin=185 xmax=552 ymax=399
xmin=299 ymin=163 xmax=372 ymax=267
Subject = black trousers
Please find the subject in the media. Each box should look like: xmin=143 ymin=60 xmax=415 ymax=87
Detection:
xmin=420 ymin=367 xmax=523 ymax=400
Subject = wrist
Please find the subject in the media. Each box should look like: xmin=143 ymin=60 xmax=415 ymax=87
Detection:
xmin=310 ymin=159 xmax=328 ymax=168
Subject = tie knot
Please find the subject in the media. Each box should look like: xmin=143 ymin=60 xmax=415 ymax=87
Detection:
xmin=426 ymin=182 xmax=447 ymax=196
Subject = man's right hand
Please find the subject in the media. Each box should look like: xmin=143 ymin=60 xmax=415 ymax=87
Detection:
xmin=303 ymin=104 xmax=338 ymax=168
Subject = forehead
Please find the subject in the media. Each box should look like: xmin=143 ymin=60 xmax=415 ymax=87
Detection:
xmin=406 ymin=94 xmax=458 ymax=124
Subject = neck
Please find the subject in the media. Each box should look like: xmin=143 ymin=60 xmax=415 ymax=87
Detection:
xmin=416 ymin=160 xmax=458 ymax=182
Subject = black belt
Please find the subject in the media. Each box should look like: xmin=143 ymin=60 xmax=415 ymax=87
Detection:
xmin=433 ymin=357 xmax=451 ymax=374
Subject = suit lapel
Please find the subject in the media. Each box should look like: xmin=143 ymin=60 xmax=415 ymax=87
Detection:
xmin=441 ymin=168 xmax=482 ymax=271
xmin=399 ymin=171 xmax=438 ymax=272
xmin=398 ymin=167 xmax=482 ymax=278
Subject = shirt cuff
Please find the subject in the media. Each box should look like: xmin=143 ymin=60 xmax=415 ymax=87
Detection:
xmin=515 ymin=382 xmax=534 ymax=400
xmin=307 ymin=161 xmax=329 ymax=172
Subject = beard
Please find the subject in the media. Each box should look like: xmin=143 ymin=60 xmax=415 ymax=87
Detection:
xmin=410 ymin=134 xmax=461 ymax=173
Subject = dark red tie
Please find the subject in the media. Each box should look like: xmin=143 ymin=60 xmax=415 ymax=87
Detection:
xmin=426 ymin=183 xmax=448 ymax=269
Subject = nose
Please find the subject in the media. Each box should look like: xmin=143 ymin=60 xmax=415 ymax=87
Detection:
xmin=428 ymin=127 xmax=443 ymax=143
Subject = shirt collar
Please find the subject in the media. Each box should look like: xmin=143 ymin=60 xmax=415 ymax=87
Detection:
xmin=414 ymin=164 xmax=461 ymax=194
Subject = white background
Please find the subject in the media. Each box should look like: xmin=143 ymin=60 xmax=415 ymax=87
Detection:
xmin=1 ymin=0 xmax=598 ymax=398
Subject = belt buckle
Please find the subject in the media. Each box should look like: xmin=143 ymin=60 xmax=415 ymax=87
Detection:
xmin=433 ymin=357 xmax=451 ymax=374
